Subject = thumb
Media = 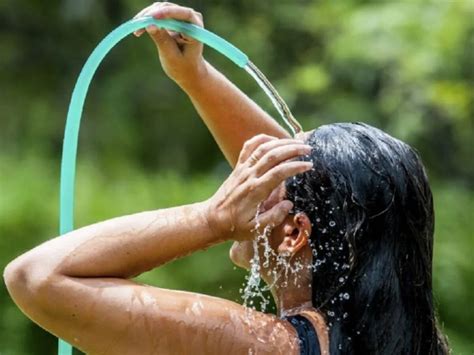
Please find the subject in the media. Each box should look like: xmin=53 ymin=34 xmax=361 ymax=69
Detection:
xmin=146 ymin=26 xmax=180 ymax=58
xmin=258 ymin=200 xmax=293 ymax=228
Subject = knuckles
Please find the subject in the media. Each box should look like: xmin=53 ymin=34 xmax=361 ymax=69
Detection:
xmin=245 ymin=178 xmax=259 ymax=193
xmin=264 ymin=153 xmax=278 ymax=164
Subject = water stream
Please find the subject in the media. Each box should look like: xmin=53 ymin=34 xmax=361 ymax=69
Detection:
xmin=245 ymin=61 xmax=303 ymax=137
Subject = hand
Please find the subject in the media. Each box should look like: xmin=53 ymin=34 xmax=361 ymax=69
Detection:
xmin=206 ymin=134 xmax=313 ymax=242
xmin=133 ymin=2 xmax=206 ymax=87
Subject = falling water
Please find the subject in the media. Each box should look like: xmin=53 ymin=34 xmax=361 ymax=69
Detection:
xmin=240 ymin=207 xmax=272 ymax=313
xmin=245 ymin=61 xmax=303 ymax=137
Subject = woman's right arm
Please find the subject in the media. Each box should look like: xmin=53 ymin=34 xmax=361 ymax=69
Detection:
xmin=135 ymin=3 xmax=290 ymax=167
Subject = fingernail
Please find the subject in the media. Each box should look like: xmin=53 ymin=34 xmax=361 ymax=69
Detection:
xmin=282 ymin=201 xmax=293 ymax=210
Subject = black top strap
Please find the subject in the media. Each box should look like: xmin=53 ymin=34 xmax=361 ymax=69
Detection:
xmin=283 ymin=314 xmax=321 ymax=355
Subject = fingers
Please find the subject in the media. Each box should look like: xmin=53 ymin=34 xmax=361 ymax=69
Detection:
xmin=257 ymin=200 xmax=294 ymax=228
xmin=245 ymin=138 xmax=310 ymax=168
xmin=237 ymin=135 xmax=313 ymax=201
xmin=133 ymin=2 xmax=203 ymax=40
xmin=154 ymin=6 xmax=204 ymax=27
xmin=238 ymin=134 xmax=305 ymax=166
xmin=257 ymin=161 xmax=313 ymax=198
xmin=253 ymin=143 xmax=311 ymax=177
xmin=146 ymin=26 xmax=180 ymax=57
xmin=238 ymin=134 xmax=277 ymax=164
xmin=133 ymin=2 xmax=164 ymax=36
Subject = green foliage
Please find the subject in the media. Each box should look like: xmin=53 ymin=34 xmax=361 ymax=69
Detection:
xmin=0 ymin=0 xmax=473 ymax=353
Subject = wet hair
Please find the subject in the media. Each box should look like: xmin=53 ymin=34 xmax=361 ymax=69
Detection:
xmin=285 ymin=123 xmax=449 ymax=355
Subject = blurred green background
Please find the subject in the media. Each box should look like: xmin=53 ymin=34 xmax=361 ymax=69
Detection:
xmin=0 ymin=0 xmax=472 ymax=354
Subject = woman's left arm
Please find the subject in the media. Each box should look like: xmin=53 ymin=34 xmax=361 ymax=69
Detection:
xmin=3 ymin=135 xmax=312 ymax=354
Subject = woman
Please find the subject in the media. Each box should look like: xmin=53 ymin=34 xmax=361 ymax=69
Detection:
xmin=4 ymin=3 xmax=448 ymax=354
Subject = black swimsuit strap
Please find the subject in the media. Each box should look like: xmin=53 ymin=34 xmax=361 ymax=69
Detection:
xmin=283 ymin=314 xmax=321 ymax=355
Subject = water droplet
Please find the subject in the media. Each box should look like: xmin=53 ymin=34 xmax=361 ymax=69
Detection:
xmin=339 ymin=277 xmax=345 ymax=283
xmin=343 ymin=293 xmax=350 ymax=300
xmin=329 ymin=221 xmax=336 ymax=227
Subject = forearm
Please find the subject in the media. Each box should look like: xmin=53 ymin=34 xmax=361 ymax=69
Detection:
xmin=7 ymin=201 xmax=219 ymax=282
xmin=180 ymin=61 xmax=290 ymax=167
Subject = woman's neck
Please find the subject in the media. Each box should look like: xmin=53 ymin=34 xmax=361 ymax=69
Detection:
xmin=266 ymin=249 xmax=315 ymax=317
xmin=273 ymin=282 xmax=313 ymax=318
xmin=271 ymin=274 xmax=330 ymax=355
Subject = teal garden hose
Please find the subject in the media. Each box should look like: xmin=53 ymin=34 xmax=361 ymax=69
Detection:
xmin=58 ymin=16 xmax=300 ymax=355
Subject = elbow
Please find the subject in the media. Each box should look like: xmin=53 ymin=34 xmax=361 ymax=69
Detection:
xmin=4 ymin=257 xmax=29 ymax=301
xmin=3 ymin=254 xmax=55 ymax=312
xmin=4 ymin=256 xmax=33 ymax=305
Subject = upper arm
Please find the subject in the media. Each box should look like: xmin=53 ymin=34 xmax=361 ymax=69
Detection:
xmin=31 ymin=277 xmax=299 ymax=355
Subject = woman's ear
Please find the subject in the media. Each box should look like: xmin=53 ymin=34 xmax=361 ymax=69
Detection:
xmin=277 ymin=213 xmax=312 ymax=257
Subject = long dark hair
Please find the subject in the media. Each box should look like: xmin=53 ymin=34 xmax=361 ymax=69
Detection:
xmin=286 ymin=123 xmax=449 ymax=354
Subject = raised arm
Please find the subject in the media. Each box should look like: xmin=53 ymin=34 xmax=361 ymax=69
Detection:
xmin=134 ymin=3 xmax=290 ymax=167
xmin=4 ymin=136 xmax=311 ymax=354
xmin=182 ymin=61 xmax=291 ymax=166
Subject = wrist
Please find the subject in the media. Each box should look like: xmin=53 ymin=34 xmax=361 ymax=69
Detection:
xmin=176 ymin=60 xmax=210 ymax=94
xmin=201 ymin=197 xmax=231 ymax=243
